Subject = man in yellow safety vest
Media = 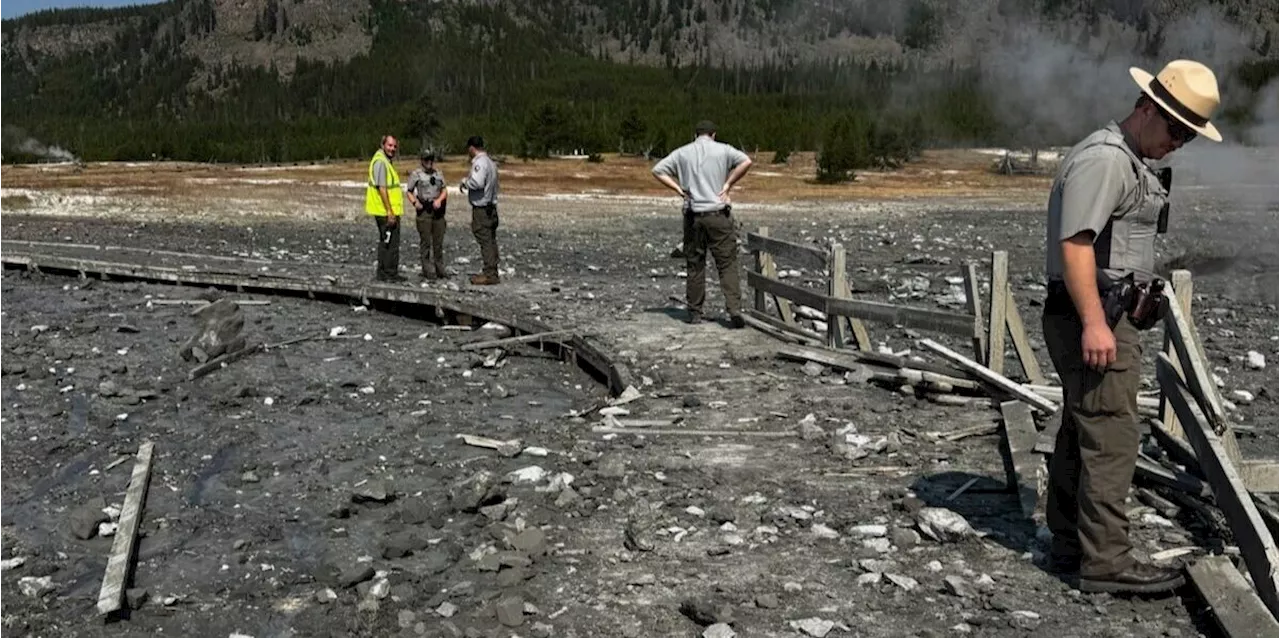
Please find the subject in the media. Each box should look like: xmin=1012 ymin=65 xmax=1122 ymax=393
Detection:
xmin=366 ymin=135 xmax=406 ymax=282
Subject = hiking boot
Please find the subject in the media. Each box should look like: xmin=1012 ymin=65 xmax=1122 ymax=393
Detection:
xmin=434 ymin=264 xmax=448 ymax=279
xmin=1078 ymin=562 xmax=1185 ymax=595
xmin=729 ymin=314 xmax=746 ymax=329
xmin=377 ymin=274 xmax=408 ymax=283
xmin=1041 ymin=552 xmax=1081 ymax=575
xmin=686 ymin=310 xmax=702 ymax=325
xmin=420 ymin=270 xmax=438 ymax=280
xmin=470 ymin=273 xmax=500 ymax=286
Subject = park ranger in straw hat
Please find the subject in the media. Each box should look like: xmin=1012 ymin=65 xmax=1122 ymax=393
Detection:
xmin=1040 ymin=59 xmax=1221 ymax=595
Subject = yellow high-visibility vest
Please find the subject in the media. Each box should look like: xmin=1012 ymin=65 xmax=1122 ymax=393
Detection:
xmin=364 ymin=150 xmax=404 ymax=216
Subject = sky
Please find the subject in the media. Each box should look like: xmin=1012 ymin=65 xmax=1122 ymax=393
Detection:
xmin=1 ymin=0 xmax=166 ymax=20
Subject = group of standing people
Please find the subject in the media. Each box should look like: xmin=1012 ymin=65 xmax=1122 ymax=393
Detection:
xmin=364 ymin=134 xmax=502 ymax=285
xmin=357 ymin=58 xmax=1226 ymax=599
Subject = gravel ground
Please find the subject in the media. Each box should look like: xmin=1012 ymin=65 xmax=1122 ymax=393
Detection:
xmin=1 ymin=160 xmax=1276 ymax=637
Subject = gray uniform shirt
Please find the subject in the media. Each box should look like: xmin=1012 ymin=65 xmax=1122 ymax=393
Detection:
xmin=1045 ymin=121 xmax=1166 ymax=286
xmin=463 ymin=152 xmax=499 ymax=207
xmin=372 ymin=159 xmax=390 ymax=188
xmin=407 ymin=168 xmax=445 ymax=206
xmin=652 ymin=136 xmax=750 ymax=213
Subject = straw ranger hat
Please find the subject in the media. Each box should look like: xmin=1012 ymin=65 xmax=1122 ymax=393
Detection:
xmin=1129 ymin=59 xmax=1222 ymax=142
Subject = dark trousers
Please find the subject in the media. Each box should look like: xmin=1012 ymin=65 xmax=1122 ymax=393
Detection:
xmin=373 ymin=215 xmax=401 ymax=280
xmin=683 ymin=209 xmax=742 ymax=316
xmin=416 ymin=202 xmax=447 ymax=277
xmin=471 ymin=204 xmax=500 ymax=277
xmin=1042 ymin=297 xmax=1142 ymax=578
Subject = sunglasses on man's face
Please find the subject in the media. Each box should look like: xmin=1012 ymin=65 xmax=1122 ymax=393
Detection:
xmin=1156 ymin=107 xmax=1196 ymax=144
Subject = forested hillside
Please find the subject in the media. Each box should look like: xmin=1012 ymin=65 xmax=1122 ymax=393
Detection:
xmin=2 ymin=0 xmax=1275 ymax=163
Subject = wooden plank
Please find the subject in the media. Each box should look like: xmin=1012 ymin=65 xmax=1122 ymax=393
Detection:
xmin=1133 ymin=453 xmax=1214 ymax=499
xmin=998 ymin=400 xmax=1041 ymax=519
xmin=919 ymin=338 xmax=1059 ymax=414
xmin=1160 ymin=270 xmax=1193 ymax=440
xmin=459 ymin=329 xmax=574 ymax=352
xmin=745 ymin=232 xmax=828 ymax=271
xmin=745 ymin=269 xmax=829 ymax=314
xmin=827 ymin=243 xmax=851 ymax=348
xmin=1147 ymin=417 xmax=1203 ymax=477
xmin=1033 ymin=415 xmax=1062 ymax=455
xmin=752 ymin=226 xmax=771 ymax=313
xmin=776 ymin=344 xmax=873 ymax=374
xmin=961 ymin=262 xmax=988 ymax=365
xmin=744 ymin=309 xmax=824 ymax=345
xmin=591 ymin=426 xmax=796 ymax=438
xmin=1158 ymin=353 xmax=1279 ymax=616
xmin=1162 ymin=279 xmax=1244 ymax=468
xmin=1162 ymin=285 xmax=1227 ymax=431
xmin=1242 ymin=460 xmax=1280 ymax=494
xmin=1003 ymin=285 xmax=1046 ymax=384
xmin=97 ymin=441 xmax=155 ymax=616
xmin=186 ymin=343 xmax=265 ymax=381
xmin=987 ymin=251 xmax=1009 ymax=375
xmin=825 ymin=297 xmax=976 ymax=338
xmin=740 ymin=312 xmax=811 ymax=345
xmin=1187 ymin=556 xmax=1279 ymax=637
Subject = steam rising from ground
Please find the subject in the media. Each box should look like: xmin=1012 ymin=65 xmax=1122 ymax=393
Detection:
xmin=2 ymin=127 xmax=79 ymax=163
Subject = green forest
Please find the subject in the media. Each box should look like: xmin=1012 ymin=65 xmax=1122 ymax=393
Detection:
xmin=2 ymin=0 xmax=1275 ymax=174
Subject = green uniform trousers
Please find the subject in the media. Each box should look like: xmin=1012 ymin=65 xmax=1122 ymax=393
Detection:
xmin=1042 ymin=300 xmax=1142 ymax=578
xmin=416 ymin=203 xmax=447 ymax=277
xmin=471 ymin=204 xmax=500 ymax=277
xmin=683 ymin=209 xmax=742 ymax=316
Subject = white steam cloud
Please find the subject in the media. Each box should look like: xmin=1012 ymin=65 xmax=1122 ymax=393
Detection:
xmin=2 ymin=127 xmax=79 ymax=163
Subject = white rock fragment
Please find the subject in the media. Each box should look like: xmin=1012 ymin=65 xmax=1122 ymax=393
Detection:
xmin=790 ymin=617 xmax=835 ymax=638
xmin=436 ymin=601 xmax=458 ymax=617
xmin=685 ymin=506 xmax=707 ymax=517
xmin=1 ymin=557 xmax=26 ymax=571
xmin=885 ymin=573 xmax=919 ymax=591
xmin=848 ymin=524 xmax=888 ymax=538
xmin=507 ymin=466 xmax=548 ymax=484
xmin=702 ymin=623 xmax=736 ymax=638
xmin=810 ymin=523 xmax=841 ymax=540
xmin=925 ymin=560 xmax=944 ymax=572
xmin=599 ymin=406 xmax=630 ymax=417
xmin=1247 ymin=351 xmax=1266 ymax=370
xmin=263 ymin=397 xmax=274 ymax=406
xmin=1231 ymin=389 xmax=1254 ymax=404
xmin=1141 ymin=513 xmax=1174 ymax=528
xmin=98 ymin=522 xmax=119 ymax=537
xmin=18 ymin=576 xmax=55 ymax=598
xmin=856 ymin=572 xmax=882 ymax=586
xmin=915 ymin=507 xmax=979 ymax=542
xmin=329 ymin=326 xmax=347 ymax=338
xmin=522 ymin=446 xmax=549 ymax=457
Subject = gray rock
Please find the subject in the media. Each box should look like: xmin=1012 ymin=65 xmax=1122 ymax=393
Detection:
xmin=398 ymin=610 xmax=417 ymax=628
xmin=338 ymin=564 xmax=375 ymax=588
xmin=382 ymin=531 xmax=428 ymax=559
xmin=69 ymin=497 xmax=109 ymax=540
xmin=596 ymin=456 xmax=627 ymax=479
xmin=18 ymin=576 xmax=56 ymax=598
xmin=494 ymin=595 xmax=525 ymax=627
xmin=682 ymin=395 xmax=702 ymax=408
xmin=449 ymin=471 xmax=500 ymax=513
xmin=352 ymin=480 xmax=392 ymax=503
xmin=530 ymin=622 xmax=554 ymax=638
xmin=179 ymin=298 xmax=245 ymax=362
xmin=397 ymin=498 xmax=435 ymax=525
xmin=790 ymin=617 xmax=835 ymax=637
xmin=703 ymin=623 xmax=737 ymax=638
xmin=755 ymin=593 xmax=780 ymax=609
xmin=510 ymin=528 xmax=548 ymax=557
xmin=679 ymin=597 xmax=734 ymax=627
xmin=944 ymin=575 xmax=975 ymax=598
xmin=798 ymin=421 xmax=826 ymax=440
xmin=890 ymin=528 xmax=921 ymax=547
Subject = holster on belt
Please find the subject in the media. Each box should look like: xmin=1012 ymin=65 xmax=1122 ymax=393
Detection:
xmin=1102 ymin=274 xmax=1167 ymax=330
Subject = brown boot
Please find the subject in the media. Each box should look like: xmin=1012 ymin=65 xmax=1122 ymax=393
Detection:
xmin=1078 ymin=562 xmax=1185 ymax=595
xmin=470 ymin=273 xmax=500 ymax=285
